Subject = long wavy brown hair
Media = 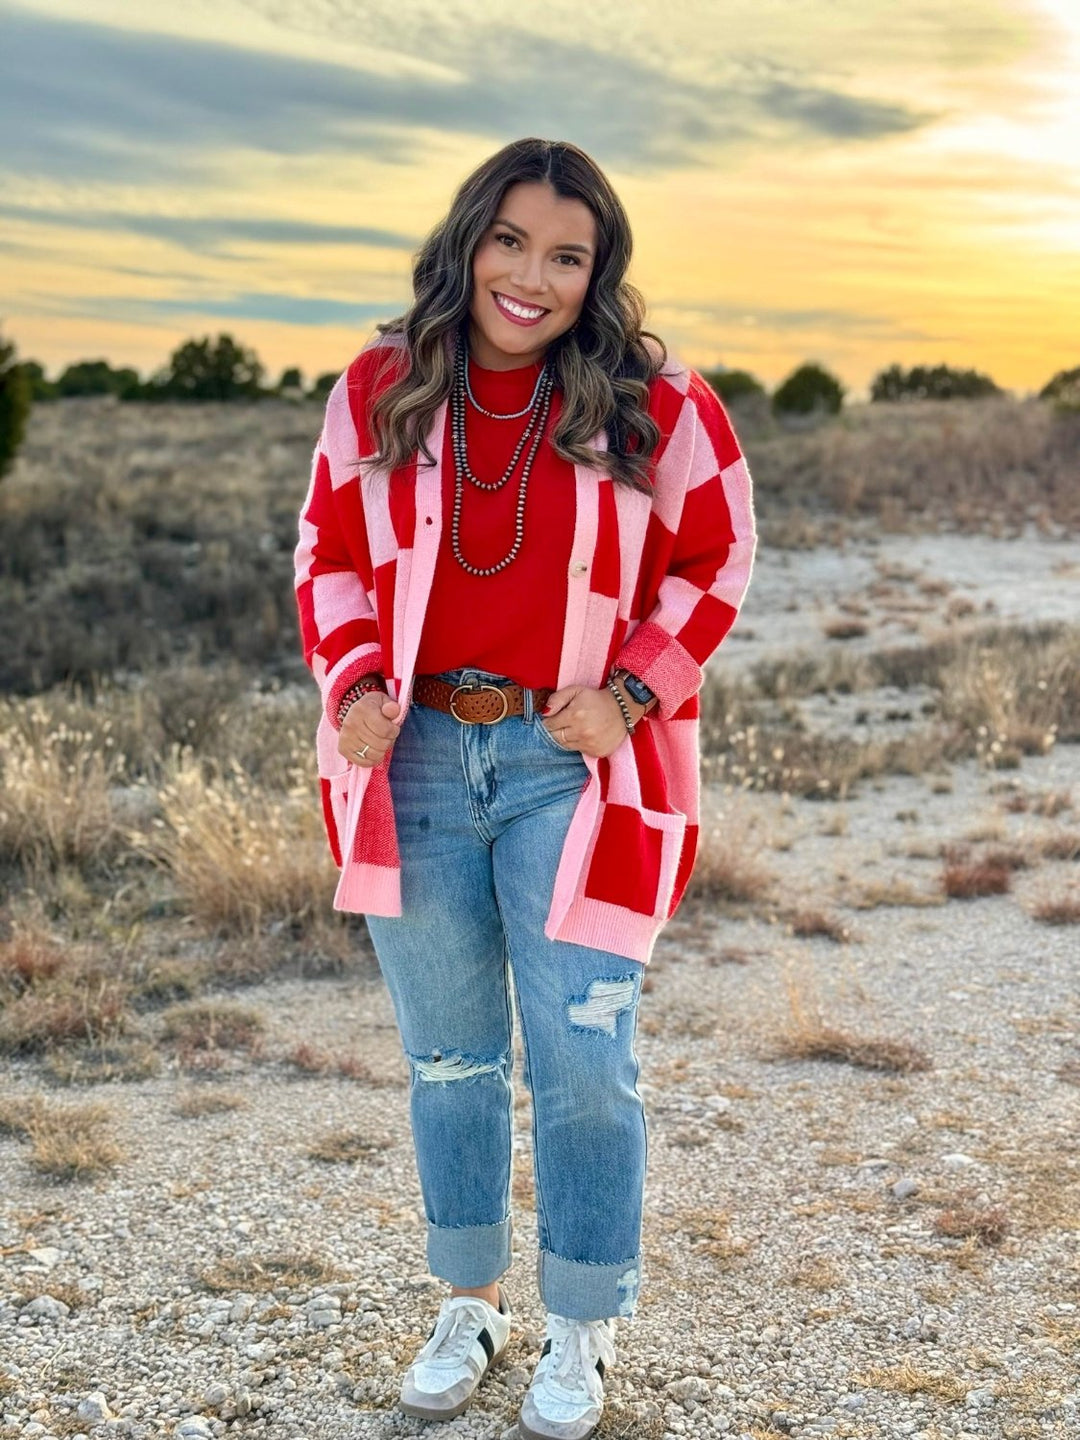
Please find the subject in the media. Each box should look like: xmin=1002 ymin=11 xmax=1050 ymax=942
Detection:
xmin=366 ymin=138 xmax=669 ymax=491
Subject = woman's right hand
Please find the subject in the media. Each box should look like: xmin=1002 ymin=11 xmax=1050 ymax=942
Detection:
xmin=338 ymin=691 xmax=402 ymax=767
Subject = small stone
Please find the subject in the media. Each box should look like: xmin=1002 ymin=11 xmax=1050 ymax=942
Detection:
xmin=202 ymin=1383 xmax=228 ymax=1407
xmin=76 ymin=1393 xmax=113 ymax=1424
xmin=26 ymin=1247 xmax=64 ymax=1269
xmin=902 ymin=1317 xmax=922 ymax=1338
xmin=234 ymin=1388 xmax=252 ymax=1416
xmin=942 ymin=1152 xmax=976 ymax=1169
xmin=892 ymin=1177 xmax=920 ymax=1200
xmin=176 ymin=1420 xmax=214 ymax=1440
xmin=22 ymin=1295 xmax=71 ymax=1322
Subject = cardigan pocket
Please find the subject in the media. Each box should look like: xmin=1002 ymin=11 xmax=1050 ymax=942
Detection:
xmin=582 ymin=799 xmax=687 ymax=924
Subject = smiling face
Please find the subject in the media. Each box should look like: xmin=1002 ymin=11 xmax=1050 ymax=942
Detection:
xmin=467 ymin=180 xmax=598 ymax=370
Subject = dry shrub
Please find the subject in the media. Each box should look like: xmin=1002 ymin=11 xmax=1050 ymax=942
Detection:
xmin=941 ymin=847 xmax=1012 ymax=899
xmin=160 ymin=998 xmax=265 ymax=1056
xmin=676 ymin=1206 xmax=750 ymax=1266
xmin=690 ymin=821 xmax=773 ymax=906
xmin=933 ymin=1201 xmax=1010 ymax=1246
xmin=307 ymin=1127 xmax=393 ymax=1163
xmin=198 ymin=1253 xmax=342 ymax=1294
xmin=1039 ymin=831 xmax=1080 ymax=862
xmin=138 ymin=755 xmax=334 ymax=936
xmin=775 ymin=969 xmax=932 ymax=1074
xmin=784 ymin=908 xmax=854 ymax=943
xmin=0 ymin=946 xmax=130 ymax=1056
xmin=849 ymin=881 xmax=945 ymax=910
xmin=45 ymin=1040 xmax=160 ymax=1086
xmin=0 ymin=699 xmax=126 ymax=872
xmin=1031 ymin=894 xmax=1080 ymax=926
xmin=824 ymin=617 xmax=868 ymax=640
xmin=175 ymin=1089 xmax=247 ymax=1118
xmin=0 ymin=1094 xmax=124 ymax=1181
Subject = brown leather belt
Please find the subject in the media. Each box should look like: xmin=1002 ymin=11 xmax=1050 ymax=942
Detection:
xmin=412 ymin=675 xmax=553 ymax=724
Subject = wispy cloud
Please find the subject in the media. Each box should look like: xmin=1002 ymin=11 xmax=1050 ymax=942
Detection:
xmin=16 ymin=290 xmax=403 ymax=328
xmin=0 ymin=201 xmax=418 ymax=256
xmin=1 ymin=2 xmax=933 ymax=187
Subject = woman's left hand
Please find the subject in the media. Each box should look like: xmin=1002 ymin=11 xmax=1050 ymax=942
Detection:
xmin=541 ymin=684 xmax=642 ymax=758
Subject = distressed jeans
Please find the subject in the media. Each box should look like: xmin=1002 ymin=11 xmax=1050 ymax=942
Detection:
xmin=365 ymin=668 xmax=648 ymax=1322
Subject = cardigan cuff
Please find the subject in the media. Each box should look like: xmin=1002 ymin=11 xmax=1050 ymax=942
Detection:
xmin=324 ymin=647 xmax=385 ymax=731
xmin=613 ymin=622 xmax=702 ymax=721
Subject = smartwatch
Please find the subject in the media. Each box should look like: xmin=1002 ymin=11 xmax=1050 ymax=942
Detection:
xmin=619 ymin=671 xmax=656 ymax=708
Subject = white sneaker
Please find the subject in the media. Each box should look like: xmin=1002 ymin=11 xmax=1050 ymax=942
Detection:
xmin=518 ymin=1312 xmax=616 ymax=1440
xmin=398 ymin=1283 xmax=512 ymax=1420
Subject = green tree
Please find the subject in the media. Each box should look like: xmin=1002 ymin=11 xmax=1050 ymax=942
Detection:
xmin=309 ymin=371 xmax=339 ymax=402
xmin=20 ymin=359 xmax=57 ymax=402
xmin=1038 ymin=364 xmax=1080 ymax=411
xmin=772 ymin=362 xmax=845 ymax=417
xmin=0 ymin=328 xmax=32 ymax=481
xmin=870 ymin=362 xmax=1001 ymax=402
xmin=701 ymin=368 xmax=766 ymax=404
xmin=57 ymin=358 xmax=142 ymax=399
xmin=278 ymin=366 xmax=304 ymax=392
xmin=154 ymin=333 xmax=265 ymax=402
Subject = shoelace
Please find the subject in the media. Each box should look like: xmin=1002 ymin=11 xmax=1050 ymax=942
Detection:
xmin=546 ymin=1316 xmax=617 ymax=1400
xmin=418 ymin=1298 xmax=495 ymax=1369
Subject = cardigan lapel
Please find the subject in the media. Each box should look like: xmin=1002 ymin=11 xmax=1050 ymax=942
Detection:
xmin=394 ymin=398 xmax=447 ymax=718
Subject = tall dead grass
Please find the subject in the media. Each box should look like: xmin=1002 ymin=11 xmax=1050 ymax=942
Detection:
xmin=0 ymin=699 xmax=127 ymax=872
xmin=137 ymin=755 xmax=334 ymax=936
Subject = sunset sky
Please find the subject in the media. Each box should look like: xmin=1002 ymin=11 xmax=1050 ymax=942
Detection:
xmin=3 ymin=0 xmax=1077 ymax=399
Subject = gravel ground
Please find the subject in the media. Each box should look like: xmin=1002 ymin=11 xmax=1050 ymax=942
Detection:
xmin=3 ymin=526 xmax=1078 ymax=1440
xmin=2 ymin=737 xmax=1077 ymax=1440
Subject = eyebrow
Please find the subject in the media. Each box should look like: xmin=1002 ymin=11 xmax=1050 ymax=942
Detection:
xmin=492 ymin=217 xmax=594 ymax=256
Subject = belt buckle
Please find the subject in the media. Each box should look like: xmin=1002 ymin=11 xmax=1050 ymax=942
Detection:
xmin=448 ymin=682 xmax=510 ymax=724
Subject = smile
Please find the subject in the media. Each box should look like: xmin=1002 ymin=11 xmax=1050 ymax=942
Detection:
xmin=493 ymin=291 xmax=549 ymax=325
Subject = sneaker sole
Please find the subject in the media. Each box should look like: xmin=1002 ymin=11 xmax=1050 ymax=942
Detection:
xmin=397 ymin=1337 xmax=509 ymax=1421
xmin=518 ymin=1414 xmax=598 ymax=1440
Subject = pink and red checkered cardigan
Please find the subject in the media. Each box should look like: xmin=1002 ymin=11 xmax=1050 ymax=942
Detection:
xmin=294 ymin=333 xmax=756 ymax=964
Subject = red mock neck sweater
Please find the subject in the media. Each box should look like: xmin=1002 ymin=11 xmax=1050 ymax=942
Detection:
xmin=413 ymin=355 xmax=575 ymax=686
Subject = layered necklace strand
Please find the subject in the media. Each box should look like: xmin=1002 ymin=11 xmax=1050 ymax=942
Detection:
xmin=450 ymin=338 xmax=554 ymax=576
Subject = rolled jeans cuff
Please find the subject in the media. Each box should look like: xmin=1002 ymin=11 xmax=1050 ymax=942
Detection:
xmin=539 ymin=1248 xmax=642 ymax=1322
xmin=427 ymin=1217 xmax=512 ymax=1288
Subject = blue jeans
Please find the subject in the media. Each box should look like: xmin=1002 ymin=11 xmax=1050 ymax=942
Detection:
xmin=365 ymin=668 xmax=648 ymax=1322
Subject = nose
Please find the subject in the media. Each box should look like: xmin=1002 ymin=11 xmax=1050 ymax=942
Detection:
xmin=509 ymin=250 xmax=546 ymax=296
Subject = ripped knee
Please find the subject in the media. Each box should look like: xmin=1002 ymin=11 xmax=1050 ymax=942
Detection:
xmin=566 ymin=976 xmax=639 ymax=1037
xmin=409 ymin=1048 xmax=505 ymax=1083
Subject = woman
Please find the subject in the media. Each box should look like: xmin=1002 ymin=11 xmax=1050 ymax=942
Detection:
xmin=294 ymin=137 xmax=755 ymax=1440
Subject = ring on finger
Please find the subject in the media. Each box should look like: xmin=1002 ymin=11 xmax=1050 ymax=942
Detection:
xmin=354 ymin=744 xmax=370 ymax=759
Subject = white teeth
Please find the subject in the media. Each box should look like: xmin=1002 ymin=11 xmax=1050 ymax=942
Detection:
xmin=496 ymin=293 xmax=546 ymax=320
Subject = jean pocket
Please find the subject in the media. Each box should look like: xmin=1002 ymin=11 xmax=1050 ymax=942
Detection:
xmin=533 ymin=714 xmax=582 ymax=756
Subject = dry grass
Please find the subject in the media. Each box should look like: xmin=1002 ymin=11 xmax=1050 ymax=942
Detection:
xmin=675 ymin=1206 xmax=751 ymax=1267
xmin=824 ymin=617 xmax=869 ymax=640
xmin=849 ymin=880 xmax=945 ymax=910
xmin=1038 ymin=830 xmax=1080 ymax=861
xmin=941 ymin=848 xmax=1013 ymax=899
xmin=307 ymin=1127 xmax=393 ymax=1163
xmin=775 ymin=970 xmax=932 ymax=1074
xmin=159 ymin=998 xmax=265 ymax=1058
xmin=0 ymin=931 xmax=131 ymax=1056
xmin=783 ymin=907 xmax=855 ymax=943
xmin=855 ymin=1360 xmax=969 ymax=1403
xmin=0 ymin=700 xmax=127 ymax=873
xmin=174 ymin=1089 xmax=248 ymax=1117
xmin=0 ymin=1094 xmax=125 ymax=1181
xmin=689 ymin=821 xmax=773 ymax=906
xmin=137 ymin=755 xmax=335 ymax=937
xmin=1030 ymin=893 xmax=1080 ymax=925
xmin=44 ymin=1039 xmax=161 ymax=1085
xmin=933 ymin=1200 xmax=1010 ymax=1246
xmin=198 ymin=1253 xmax=344 ymax=1293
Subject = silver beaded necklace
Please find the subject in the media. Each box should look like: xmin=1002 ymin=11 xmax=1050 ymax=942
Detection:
xmin=450 ymin=334 xmax=554 ymax=576
xmin=465 ymin=354 xmax=548 ymax=419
